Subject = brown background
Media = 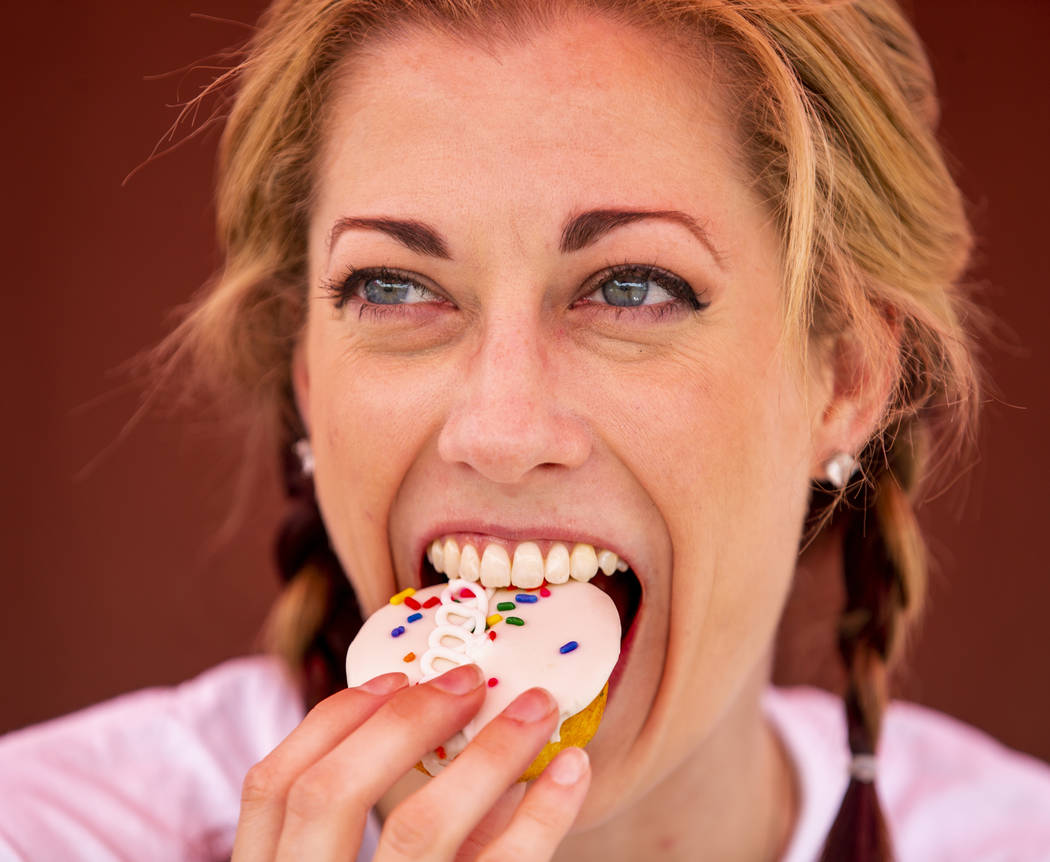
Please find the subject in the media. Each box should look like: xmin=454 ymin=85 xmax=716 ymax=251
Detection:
xmin=2 ymin=1 xmax=1048 ymax=765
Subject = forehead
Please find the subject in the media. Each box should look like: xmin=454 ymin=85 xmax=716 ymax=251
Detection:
xmin=312 ymin=13 xmax=750 ymax=253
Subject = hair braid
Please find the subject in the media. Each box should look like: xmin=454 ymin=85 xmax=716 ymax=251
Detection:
xmin=261 ymin=442 xmax=363 ymax=710
xmin=819 ymin=421 xmax=926 ymax=862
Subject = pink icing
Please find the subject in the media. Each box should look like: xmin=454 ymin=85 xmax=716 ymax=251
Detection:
xmin=345 ymin=579 xmax=621 ymax=773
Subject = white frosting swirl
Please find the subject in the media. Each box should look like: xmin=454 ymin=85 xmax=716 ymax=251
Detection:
xmin=419 ymin=579 xmax=492 ymax=680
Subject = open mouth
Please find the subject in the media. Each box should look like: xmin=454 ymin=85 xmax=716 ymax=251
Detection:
xmin=417 ymin=535 xmax=643 ymax=645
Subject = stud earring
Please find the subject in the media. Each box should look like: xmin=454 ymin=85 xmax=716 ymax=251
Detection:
xmin=294 ymin=438 xmax=315 ymax=478
xmin=824 ymin=452 xmax=857 ymax=489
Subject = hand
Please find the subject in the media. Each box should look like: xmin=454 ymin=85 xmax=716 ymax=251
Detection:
xmin=232 ymin=662 xmax=592 ymax=861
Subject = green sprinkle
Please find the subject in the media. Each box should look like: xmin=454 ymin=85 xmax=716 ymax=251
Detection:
xmin=505 ymin=616 xmax=525 ymax=626
xmin=496 ymin=601 xmax=516 ymax=612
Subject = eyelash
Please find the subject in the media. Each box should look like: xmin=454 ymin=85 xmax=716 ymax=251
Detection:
xmin=320 ymin=262 xmax=710 ymax=321
xmin=320 ymin=266 xmax=439 ymax=321
xmin=575 ymin=261 xmax=710 ymax=315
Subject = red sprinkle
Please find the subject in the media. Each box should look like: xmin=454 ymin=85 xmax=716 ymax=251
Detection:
xmin=540 ymin=586 xmax=551 ymax=597
xmin=488 ymin=631 xmax=497 ymax=641
xmin=436 ymin=746 xmax=446 ymax=760
xmin=404 ymin=596 xmax=421 ymax=610
xmin=487 ymin=677 xmax=499 ymax=687
xmin=423 ymin=596 xmax=441 ymax=608
xmin=459 ymin=587 xmax=475 ymax=598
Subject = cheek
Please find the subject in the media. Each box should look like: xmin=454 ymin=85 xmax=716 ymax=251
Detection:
xmin=309 ymin=322 xmax=446 ymax=460
xmin=692 ymin=360 xmax=812 ymax=625
xmin=583 ymin=333 xmax=811 ymax=534
xmin=673 ymin=351 xmax=812 ymax=706
xmin=304 ymin=323 xmax=450 ymax=595
xmin=628 ymin=342 xmax=815 ymax=754
xmin=607 ymin=332 xmax=811 ymax=636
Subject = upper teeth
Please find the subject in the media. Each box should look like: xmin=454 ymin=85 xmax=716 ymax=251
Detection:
xmin=427 ymin=537 xmax=626 ymax=589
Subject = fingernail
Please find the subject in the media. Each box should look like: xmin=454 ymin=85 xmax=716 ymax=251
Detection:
xmin=502 ymin=687 xmax=556 ymax=723
xmin=430 ymin=663 xmax=484 ymax=694
xmin=548 ymin=747 xmax=588 ymax=786
xmin=359 ymin=672 xmax=409 ymax=695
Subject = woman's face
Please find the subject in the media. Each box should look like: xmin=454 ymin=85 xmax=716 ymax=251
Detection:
xmin=298 ymin=14 xmax=835 ymax=823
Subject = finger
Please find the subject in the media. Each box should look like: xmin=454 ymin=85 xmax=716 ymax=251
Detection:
xmin=478 ymin=747 xmax=591 ymax=862
xmin=375 ymin=687 xmax=559 ymax=861
xmin=274 ymin=663 xmax=486 ymax=862
xmin=232 ymin=672 xmax=408 ymax=862
xmin=453 ymin=784 xmax=525 ymax=862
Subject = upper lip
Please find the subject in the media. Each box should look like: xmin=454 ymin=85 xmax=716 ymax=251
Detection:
xmin=410 ymin=520 xmax=642 ymax=587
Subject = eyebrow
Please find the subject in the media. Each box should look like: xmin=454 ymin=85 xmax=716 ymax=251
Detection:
xmin=560 ymin=209 xmax=725 ymax=268
xmin=327 ymin=208 xmax=725 ymax=268
xmin=328 ymin=216 xmax=451 ymax=259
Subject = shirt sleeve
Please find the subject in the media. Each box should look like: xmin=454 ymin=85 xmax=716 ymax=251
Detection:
xmin=766 ymin=685 xmax=1050 ymax=862
xmin=0 ymin=656 xmax=305 ymax=862
xmin=880 ymin=701 xmax=1050 ymax=862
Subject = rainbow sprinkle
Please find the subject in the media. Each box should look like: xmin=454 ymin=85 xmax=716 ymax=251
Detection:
xmin=389 ymin=588 xmax=415 ymax=605
xmin=391 ymin=626 xmax=406 ymax=638
xmin=559 ymin=641 xmax=579 ymax=654
xmin=497 ymin=601 xmax=515 ymax=612
xmin=404 ymin=596 xmax=421 ymax=610
xmin=505 ymin=616 xmax=525 ymax=626
xmin=486 ymin=613 xmax=503 ymax=627
xmin=436 ymin=746 xmax=447 ymax=760
xmin=540 ymin=586 xmax=551 ymax=597
xmin=487 ymin=677 xmax=499 ymax=687
xmin=403 ymin=652 xmax=416 ymax=662
xmin=488 ymin=631 xmax=497 ymax=641
xmin=407 ymin=612 xmax=423 ymax=623
xmin=515 ymin=594 xmax=538 ymax=603
xmin=423 ymin=596 xmax=441 ymax=608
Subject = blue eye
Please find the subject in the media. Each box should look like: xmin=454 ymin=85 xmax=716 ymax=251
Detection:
xmin=599 ymin=272 xmax=670 ymax=307
xmin=362 ymin=274 xmax=428 ymax=304
xmin=325 ymin=266 xmax=439 ymax=309
xmin=584 ymin=265 xmax=705 ymax=310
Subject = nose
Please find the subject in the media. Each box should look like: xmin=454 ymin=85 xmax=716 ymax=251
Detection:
xmin=437 ymin=312 xmax=592 ymax=484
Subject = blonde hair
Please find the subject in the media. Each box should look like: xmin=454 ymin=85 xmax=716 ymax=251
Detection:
xmin=167 ymin=1 xmax=977 ymax=857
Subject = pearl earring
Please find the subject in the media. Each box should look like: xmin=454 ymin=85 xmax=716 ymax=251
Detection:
xmin=824 ymin=452 xmax=857 ymax=489
xmin=294 ymin=438 xmax=315 ymax=477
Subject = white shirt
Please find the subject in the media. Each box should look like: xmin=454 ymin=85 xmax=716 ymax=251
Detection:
xmin=1 ymin=656 xmax=1047 ymax=860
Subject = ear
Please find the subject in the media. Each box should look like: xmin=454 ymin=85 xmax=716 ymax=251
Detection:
xmin=291 ymin=339 xmax=311 ymax=437
xmin=809 ymin=322 xmax=899 ymax=482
